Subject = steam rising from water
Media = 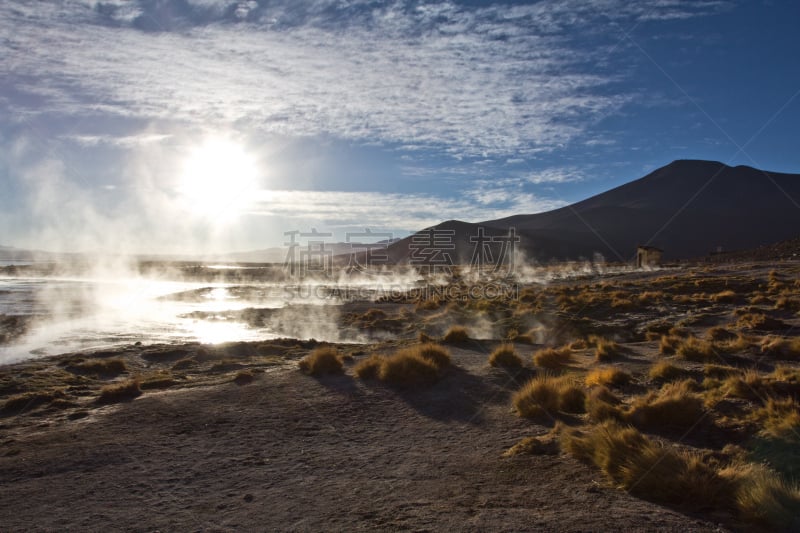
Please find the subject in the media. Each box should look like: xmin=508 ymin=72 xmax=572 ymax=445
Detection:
xmin=0 ymin=254 xmax=656 ymax=365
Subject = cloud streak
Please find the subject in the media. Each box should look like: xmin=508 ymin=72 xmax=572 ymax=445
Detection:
xmin=2 ymin=0 xmax=728 ymax=158
xmin=249 ymin=188 xmax=565 ymax=230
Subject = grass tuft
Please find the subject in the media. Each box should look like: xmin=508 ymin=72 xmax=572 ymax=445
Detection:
xmin=592 ymin=336 xmax=622 ymax=362
xmin=648 ymin=361 xmax=688 ymax=382
xmin=353 ymin=354 xmax=383 ymax=380
xmin=96 ymin=379 xmax=141 ymax=405
xmin=585 ymin=367 xmax=631 ymax=388
xmin=532 ymin=346 xmax=572 ymax=369
xmin=69 ymin=358 xmax=127 ymax=376
xmin=488 ymin=344 xmax=523 ymax=368
xmin=760 ymin=336 xmax=800 ymax=360
xmin=585 ymin=386 xmax=625 ymax=422
xmin=298 ymin=347 xmax=344 ymax=376
xmin=719 ymin=462 xmax=800 ymax=529
xmin=415 ymin=343 xmax=451 ymax=369
xmin=513 ymin=374 xmax=585 ymax=418
xmin=378 ymin=350 xmax=439 ymax=386
xmin=560 ymin=421 xmax=730 ymax=509
xmin=442 ymin=326 xmax=470 ymax=344
xmin=627 ymin=380 xmax=705 ymax=431
xmin=676 ymin=337 xmax=718 ymax=362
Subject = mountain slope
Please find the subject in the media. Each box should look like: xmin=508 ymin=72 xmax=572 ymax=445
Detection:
xmin=388 ymin=160 xmax=800 ymax=263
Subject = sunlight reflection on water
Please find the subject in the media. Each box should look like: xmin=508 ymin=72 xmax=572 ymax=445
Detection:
xmin=0 ymin=276 xmax=286 ymax=364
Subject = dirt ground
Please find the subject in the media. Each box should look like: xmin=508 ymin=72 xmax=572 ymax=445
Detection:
xmin=3 ymin=261 xmax=800 ymax=531
xmin=0 ymin=343 xmax=726 ymax=532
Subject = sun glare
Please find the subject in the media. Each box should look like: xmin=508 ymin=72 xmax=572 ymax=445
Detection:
xmin=177 ymin=136 xmax=259 ymax=221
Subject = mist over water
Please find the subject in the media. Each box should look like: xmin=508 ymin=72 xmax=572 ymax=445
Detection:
xmin=0 ymin=254 xmax=650 ymax=365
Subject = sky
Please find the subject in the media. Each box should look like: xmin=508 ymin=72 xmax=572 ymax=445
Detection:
xmin=1 ymin=0 xmax=798 ymax=255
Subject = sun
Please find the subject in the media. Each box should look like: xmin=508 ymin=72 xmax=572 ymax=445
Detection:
xmin=177 ymin=136 xmax=259 ymax=222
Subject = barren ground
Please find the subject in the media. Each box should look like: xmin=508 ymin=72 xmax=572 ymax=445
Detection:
xmin=1 ymin=261 xmax=799 ymax=531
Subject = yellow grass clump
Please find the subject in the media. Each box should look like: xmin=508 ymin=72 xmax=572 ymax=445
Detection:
xmin=560 ymin=421 xmax=728 ymax=509
xmin=512 ymin=374 xmax=585 ymax=419
xmin=737 ymin=312 xmax=787 ymax=331
xmin=676 ymin=336 xmax=718 ymax=362
xmin=719 ymin=462 xmax=800 ymax=529
xmin=488 ymin=344 xmax=523 ymax=368
xmin=584 ymin=386 xmax=624 ymax=422
xmin=721 ymin=369 xmax=770 ymax=401
xmin=648 ymin=361 xmax=688 ymax=382
xmin=711 ymin=289 xmax=737 ymax=303
xmin=760 ymin=336 xmax=800 ymax=360
xmin=592 ymin=336 xmax=622 ymax=362
xmin=627 ymin=380 xmax=705 ymax=431
xmin=1 ymin=389 xmax=67 ymax=415
xmin=658 ymin=334 xmax=681 ymax=355
xmin=415 ymin=343 xmax=452 ymax=369
xmin=378 ymin=350 xmax=439 ymax=386
xmin=96 ymin=379 xmax=141 ymax=405
xmin=298 ymin=347 xmax=344 ymax=376
xmin=754 ymin=396 xmax=800 ymax=440
xmin=353 ymin=354 xmax=383 ymax=380
xmin=532 ymin=346 xmax=572 ymax=369
xmin=775 ymin=296 xmax=800 ymax=312
xmin=585 ymin=367 xmax=631 ymax=388
xmin=69 ymin=358 xmax=127 ymax=376
xmin=442 ymin=325 xmax=470 ymax=344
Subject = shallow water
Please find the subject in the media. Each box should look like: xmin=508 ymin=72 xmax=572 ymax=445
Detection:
xmin=0 ymin=275 xmax=339 ymax=364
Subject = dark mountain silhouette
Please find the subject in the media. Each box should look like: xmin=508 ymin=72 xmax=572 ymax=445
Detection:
xmin=387 ymin=160 xmax=800 ymax=263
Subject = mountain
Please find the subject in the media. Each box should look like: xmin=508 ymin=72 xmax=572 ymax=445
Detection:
xmin=387 ymin=160 xmax=800 ymax=263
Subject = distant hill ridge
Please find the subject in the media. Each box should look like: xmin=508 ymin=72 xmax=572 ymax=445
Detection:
xmin=387 ymin=159 xmax=800 ymax=263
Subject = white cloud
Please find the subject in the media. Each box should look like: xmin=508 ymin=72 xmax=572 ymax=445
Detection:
xmin=64 ymin=133 xmax=173 ymax=147
xmin=525 ymin=167 xmax=585 ymax=184
xmin=0 ymin=0 xmax=727 ymax=158
xmin=249 ymin=188 xmax=565 ymax=230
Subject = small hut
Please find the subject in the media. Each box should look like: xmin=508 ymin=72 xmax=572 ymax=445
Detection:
xmin=636 ymin=245 xmax=663 ymax=268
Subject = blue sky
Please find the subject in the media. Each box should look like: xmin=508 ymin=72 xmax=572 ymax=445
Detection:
xmin=1 ymin=0 xmax=798 ymax=254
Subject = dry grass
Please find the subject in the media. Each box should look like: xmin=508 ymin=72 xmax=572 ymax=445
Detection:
xmin=737 ymin=312 xmax=787 ymax=331
xmin=353 ymin=354 xmax=383 ymax=380
xmin=442 ymin=325 xmax=470 ymax=344
xmin=775 ymin=296 xmax=800 ymax=311
xmin=754 ymin=396 xmax=800 ymax=440
xmin=585 ymin=367 xmax=631 ymax=388
xmin=512 ymin=374 xmax=585 ymax=419
xmin=585 ymin=386 xmax=625 ymax=422
xmin=719 ymin=462 xmax=800 ymax=529
xmin=592 ymin=336 xmax=622 ymax=362
xmin=1 ymin=389 xmax=66 ymax=415
xmin=378 ymin=350 xmax=439 ymax=386
xmin=171 ymin=357 xmax=196 ymax=370
xmin=648 ymin=361 xmax=688 ymax=382
xmin=532 ymin=346 xmax=572 ymax=369
xmin=711 ymin=290 xmax=737 ymax=303
xmin=659 ymin=335 xmax=682 ymax=355
xmin=706 ymin=326 xmax=737 ymax=342
xmin=627 ymin=380 xmax=705 ymax=431
xmin=415 ymin=343 xmax=451 ymax=369
xmin=676 ymin=337 xmax=718 ymax=362
xmin=760 ymin=336 xmax=800 ymax=360
xmin=488 ymin=344 xmax=523 ymax=368
xmin=561 ymin=421 xmax=800 ymax=527
xmin=298 ymin=347 xmax=344 ymax=376
xmin=703 ymin=364 xmax=741 ymax=379
xmin=503 ymin=432 xmax=560 ymax=457
xmin=96 ymin=379 xmax=141 ymax=405
xmin=69 ymin=358 xmax=127 ymax=376
xmin=722 ymin=370 xmax=770 ymax=401
xmin=560 ymin=421 xmax=728 ymax=509
xmin=354 ymin=344 xmax=448 ymax=386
